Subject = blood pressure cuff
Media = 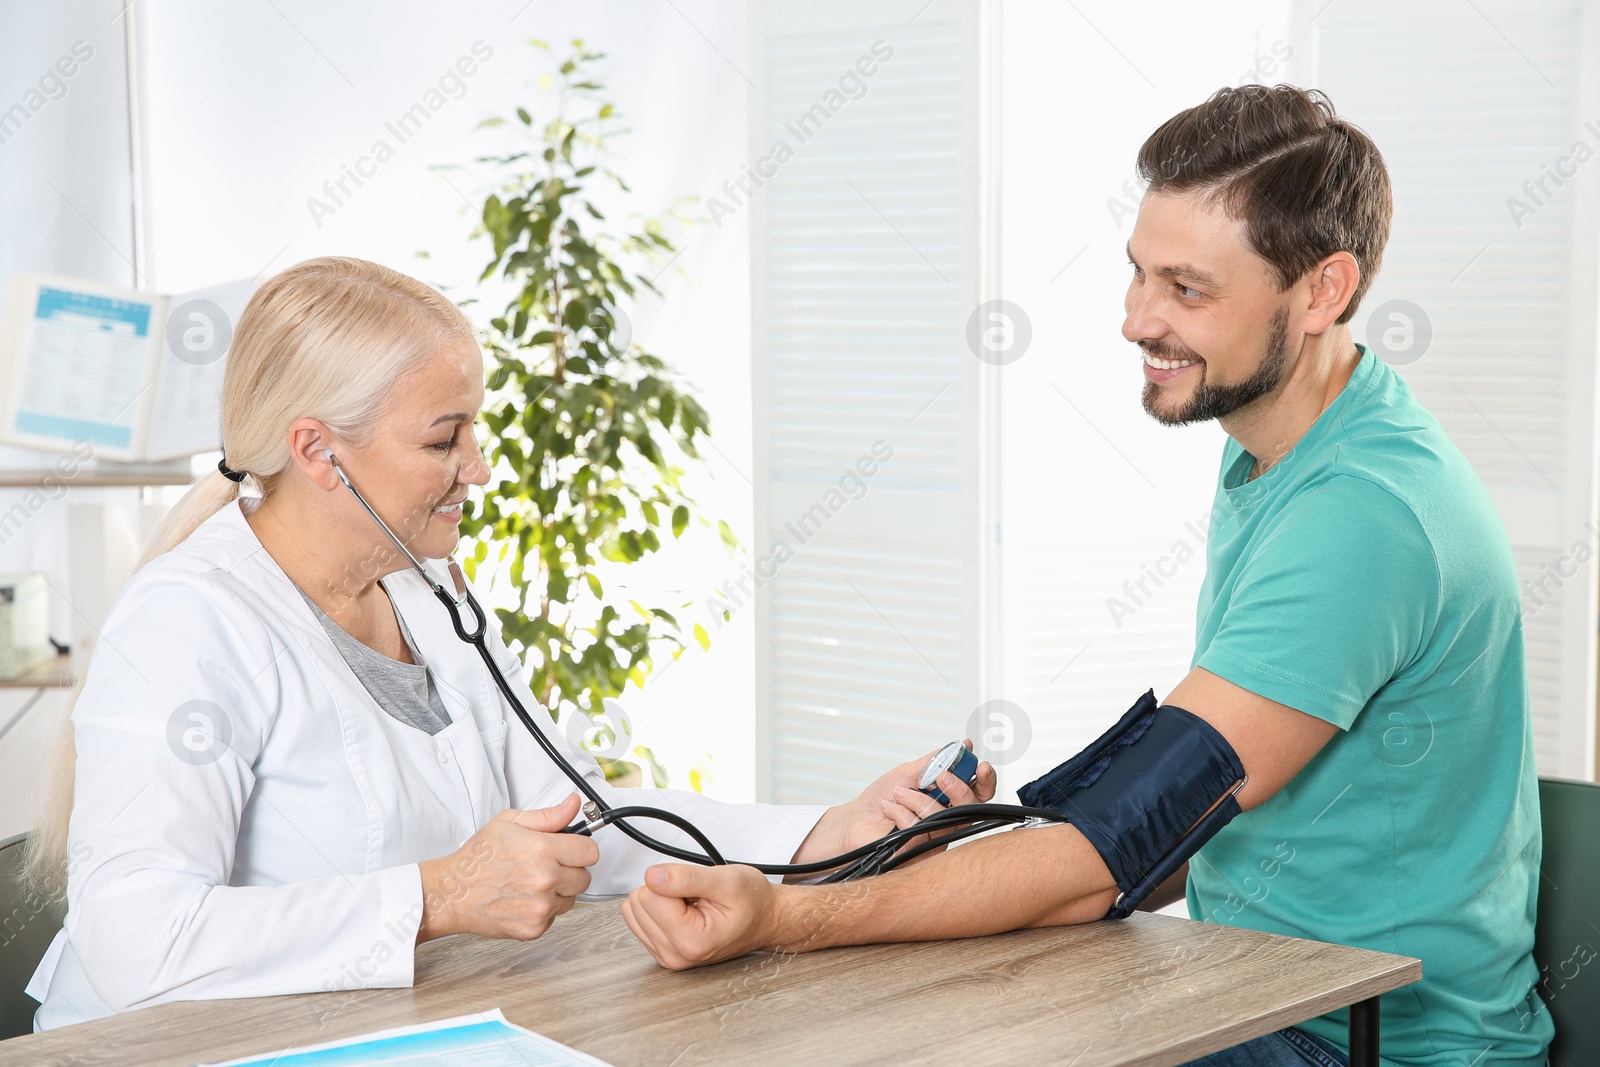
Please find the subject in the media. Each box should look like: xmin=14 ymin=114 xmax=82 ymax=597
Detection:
xmin=1016 ymin=689 xmax=1246 ymax=920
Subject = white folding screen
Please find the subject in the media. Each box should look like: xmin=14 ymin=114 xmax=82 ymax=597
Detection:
xmin=749 ymin=0 xmax=1600 ymax=801
xmin=748 ymin=0 xmax=993 ymax=803
xmin=1310 ymin=0 xmax=1600 ymax=779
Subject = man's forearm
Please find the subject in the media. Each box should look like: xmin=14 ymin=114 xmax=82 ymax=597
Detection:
xmin=766 ymin=824 xmax=1121 ymax=953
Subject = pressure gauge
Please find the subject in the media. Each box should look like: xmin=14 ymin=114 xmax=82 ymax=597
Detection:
xmin=918 ymin=741 xmax=980 ymax=806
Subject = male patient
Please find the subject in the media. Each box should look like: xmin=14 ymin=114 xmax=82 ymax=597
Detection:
xmin=620 ymin=85 xmax=1552 ymax=1067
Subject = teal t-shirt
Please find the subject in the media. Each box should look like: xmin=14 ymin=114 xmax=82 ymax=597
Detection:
xmin=1184 ymin=345 xmax=1552 ymax=1067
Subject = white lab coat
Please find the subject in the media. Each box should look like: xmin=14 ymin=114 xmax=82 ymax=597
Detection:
xmin=26 ymin=497 xmax=825 ymax=1030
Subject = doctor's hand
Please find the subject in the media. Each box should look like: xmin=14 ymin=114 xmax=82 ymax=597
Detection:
xmin=622 ymin=863 xmax=789 ymax=970
xmin=787 ymin=740 xmax=996 ymax=873
xmin=415 ymin=794 xmax=599 ymax=944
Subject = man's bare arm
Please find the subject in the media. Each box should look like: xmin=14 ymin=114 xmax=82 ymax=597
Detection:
xmin=622 ymin=668 xmax=1340 ymax=969
xmin=769 ymin=823 xmax=1121 ymax=953
xmin=622 ymin=820 xmax=1120 ymax=968
xmin=1164 ymin=668 xmax=1337 ymax=811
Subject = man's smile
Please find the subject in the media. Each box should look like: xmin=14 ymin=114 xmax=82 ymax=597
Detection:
xmin=1141 ymin=348 xmax=1202 ymax=382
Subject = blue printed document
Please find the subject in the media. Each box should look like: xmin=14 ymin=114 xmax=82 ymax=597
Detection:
xmin=0 ymin=272 xmax=256 ymax=461
xmin=203 ymin=1009 xmax=615 ymax=1066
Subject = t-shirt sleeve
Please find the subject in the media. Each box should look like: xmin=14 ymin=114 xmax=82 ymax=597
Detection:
xmin=1194 ymin=475 xmax=1438 ymax=729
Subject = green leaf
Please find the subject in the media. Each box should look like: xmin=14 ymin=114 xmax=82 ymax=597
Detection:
xmin=637 ymin=746 xmax=670 ymax=788
xmin=429 ymin=37 xmax=729 ymax=793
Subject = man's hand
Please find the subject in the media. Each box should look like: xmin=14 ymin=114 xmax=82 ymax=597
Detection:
xmin=789 ymin=741 xmax=997 ymax=868
xmin=621 ymin=863 xmax=787 ymax=970
xmin=623 ymin=823 xmax=1122 ymax=971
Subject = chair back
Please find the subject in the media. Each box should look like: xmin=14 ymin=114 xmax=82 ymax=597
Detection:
xmin=0 ymin=833 xmax=64 ymax=1039
xmin=1535 ymin=777 xmax=1600 ymax=1067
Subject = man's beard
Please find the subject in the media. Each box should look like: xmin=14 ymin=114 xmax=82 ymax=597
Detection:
xmin=1141 ymin=306 xmax=1292 ymax=426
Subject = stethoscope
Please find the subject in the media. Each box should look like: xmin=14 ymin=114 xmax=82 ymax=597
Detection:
xmin=327 ymin=450 xmax=1071 ymax=882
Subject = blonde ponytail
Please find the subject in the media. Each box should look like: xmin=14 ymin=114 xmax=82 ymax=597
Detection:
xmin=138 ymin=468 xmax=245 ymax=573
xmin=23 ymin=256 xmax=474 ymax=896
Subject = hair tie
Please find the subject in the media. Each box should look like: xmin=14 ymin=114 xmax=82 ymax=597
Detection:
xmin=217 ymin=455 xmax=247 ymax=483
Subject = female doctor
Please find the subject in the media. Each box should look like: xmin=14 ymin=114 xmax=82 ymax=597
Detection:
xmin=22 ymin=257 xmax=995 ymax=1029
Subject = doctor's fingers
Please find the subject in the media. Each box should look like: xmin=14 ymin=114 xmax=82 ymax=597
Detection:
xmin=455 ymin=830 xmax=596 ymax=915
xmin=496 ymin=893 xmax=579 ymax=942
xmin=490 ymin=870 xmax=590 ymax=939
xmin=539 ymin=830 xmax=601 ymax=870
xmin=519 ymin=861 xmax=592 ymax=900
xmin=499 ymin=839 xmax=599 ymax=898
xmin=486 ymin=816 xmax=600 ymax=868
xmin=937 ymin=767 xmax=995 ymax=808
xmin=502 ymin=795 xmax=583 ymax=834
xmin=966 ymin=750 xmax=998 ymax=803
xmin=882 ymin=785 xmax=946 ymax=830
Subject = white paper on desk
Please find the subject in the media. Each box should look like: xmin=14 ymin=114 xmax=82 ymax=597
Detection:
xmin=199 ymin=1008 xmax=616 ymax=1067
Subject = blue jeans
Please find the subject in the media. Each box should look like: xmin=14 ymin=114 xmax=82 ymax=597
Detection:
xmin=1181 ymin=1026 xmax=1349 ymax=1067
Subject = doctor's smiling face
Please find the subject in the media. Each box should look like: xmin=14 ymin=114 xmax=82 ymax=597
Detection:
xmin=360 ymin=343 xmax=489 ymax=563
xmin=330 ymin=339 xmax=492 ymax=568
xmin=1122 ymin=190 xmax=1296 ymax=428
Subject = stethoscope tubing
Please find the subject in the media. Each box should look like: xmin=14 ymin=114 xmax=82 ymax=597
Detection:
xmin=445 ymin=578 xmax=1071 ymax=879
xmin=330 ymin=452 xmax=1067 ymax=880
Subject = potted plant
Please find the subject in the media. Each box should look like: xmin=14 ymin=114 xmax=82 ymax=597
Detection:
xmin=445 ymin=39 xmax=731 ymax=787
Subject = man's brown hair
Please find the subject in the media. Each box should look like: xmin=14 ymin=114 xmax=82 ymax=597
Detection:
xmin=1136 ymin=84 xmax=1393 ymax=325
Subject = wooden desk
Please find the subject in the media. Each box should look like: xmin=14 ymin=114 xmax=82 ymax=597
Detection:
xmin=2 ymin=904 xmax=1418 ymax=1067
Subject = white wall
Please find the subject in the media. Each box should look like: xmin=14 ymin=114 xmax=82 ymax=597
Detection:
xmin=0 ymin=0 xmax=146 ymax=840
xmin=0 ymin=0 xmax=142 ymax=619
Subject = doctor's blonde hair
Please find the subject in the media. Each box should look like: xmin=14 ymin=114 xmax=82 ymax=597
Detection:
xmin=25 ymin=256 xmax=477 ymax=896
